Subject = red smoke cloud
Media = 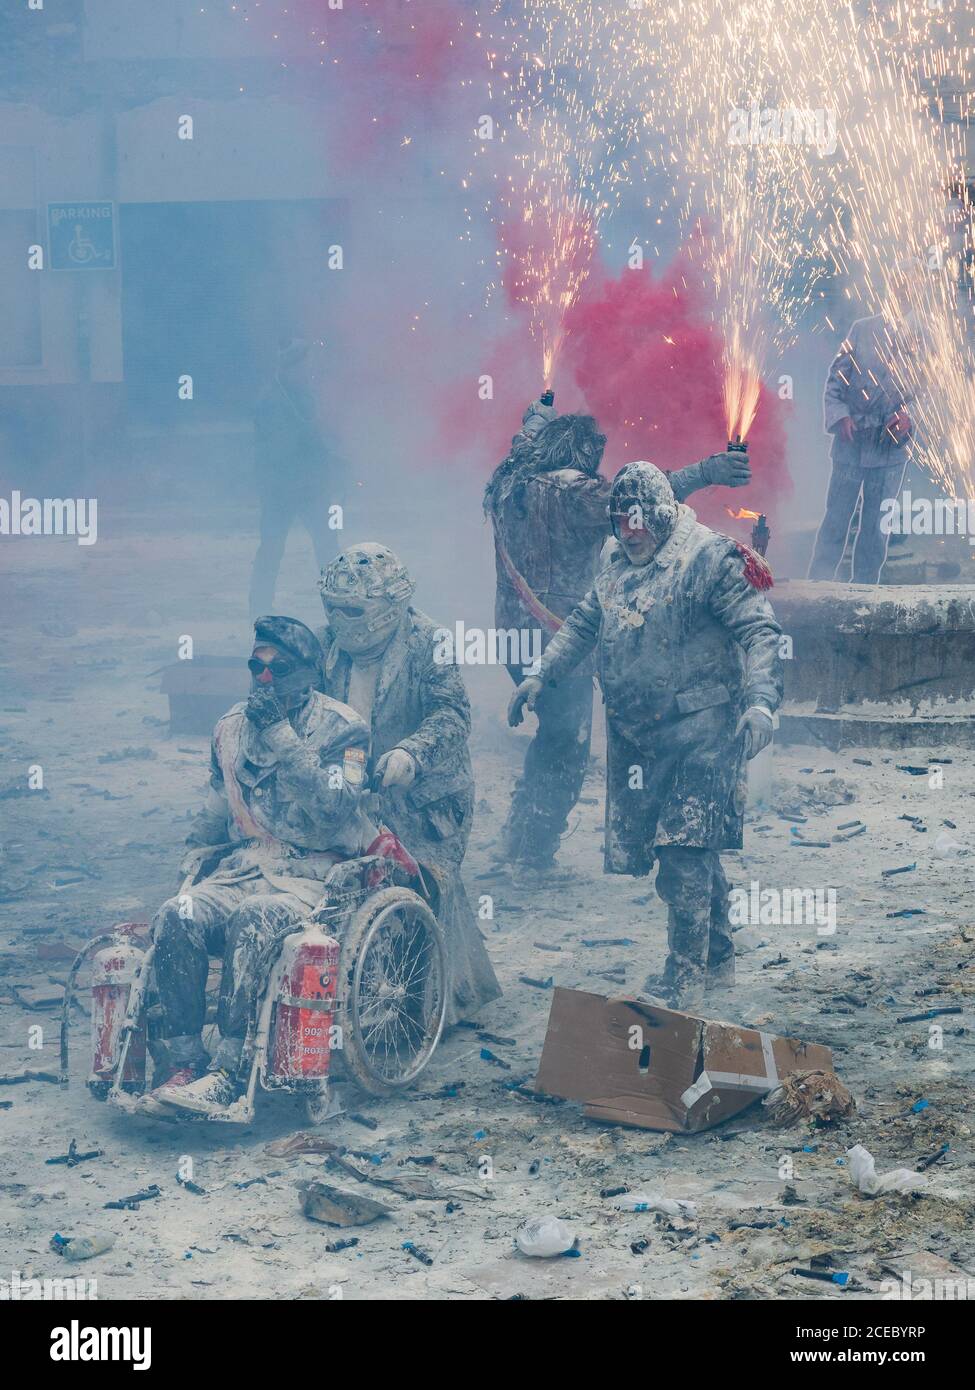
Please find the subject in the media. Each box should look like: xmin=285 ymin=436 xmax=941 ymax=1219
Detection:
xmin=238 ymin=3 xmax=792 ymax=533
xmin=561 ymin=258 xmax=791 ymax=530
xmin=442 ymin=247 xmax=791 ymax=534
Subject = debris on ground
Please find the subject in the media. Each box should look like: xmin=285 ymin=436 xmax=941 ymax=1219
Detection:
xmin=847 ymin=1144 xmax=929 ymax=1196
xmin=51 ymin=1231 xmax=115 ymax=1261
xmin=762 ymin=1069 xmax=855 ymax=1127
xmin=610 ymin=1192 xmax=697 ymax=1218
xmin=533 ymin=988 xmax=834 ymax=1133
xmin=297 ymin=1180 xmax=392 ymax=1227
xmin=515 ymin=1216 xmax=577 ymax=1258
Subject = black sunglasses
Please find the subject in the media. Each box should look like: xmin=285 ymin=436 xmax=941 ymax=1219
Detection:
xmin=248 ymin=657 xmax=293 ymax=678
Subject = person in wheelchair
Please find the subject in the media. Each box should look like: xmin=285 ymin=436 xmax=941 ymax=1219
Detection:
xmin=141 ymin=615 xmax=373 ymax=1119
xmin=318 ymin=544 xmax=501 ymax=1023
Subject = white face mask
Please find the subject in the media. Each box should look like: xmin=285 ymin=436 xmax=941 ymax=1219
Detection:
xmin=323 ymin=597 xmax=403 ymax=657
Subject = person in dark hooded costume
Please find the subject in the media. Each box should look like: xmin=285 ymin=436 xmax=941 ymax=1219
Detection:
xmin=317 ymin=543 xmax=501 ymax=1023
xmin=485 ymin=394 xmax=753 ymax=879
xmin=509 ymin=463 xmax=782 ymax=1009
xmin=141 ymin=616 xmax=372 ymax=1119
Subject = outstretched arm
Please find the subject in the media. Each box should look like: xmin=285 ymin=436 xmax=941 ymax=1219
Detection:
xmin=538 ymin=585 xmax=603 ymax=684
xmin=669 ymin=449 xmax=751 ymax=501
xmin=513 ymin=395 xmax=558 ymax=447
xmin=508 ymin=585 xmax=602 ymax=727
xmin=708 ymin=547 xmax=783 ymax=756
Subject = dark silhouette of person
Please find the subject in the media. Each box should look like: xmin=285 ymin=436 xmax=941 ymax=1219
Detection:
xmin=249 ymin=338 xmax=341 ymax=616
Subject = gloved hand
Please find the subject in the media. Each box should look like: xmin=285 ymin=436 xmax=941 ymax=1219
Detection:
xmin=374 ymin=747 xmax=417 ymax=788
xmin=702 ymin=450 xmax=751 ymax=488
xmin=526 ymin=399 xmax=557 ymax=426
xmin=245 ymin=685 xmax=288 ymax=731
xmin=508 ymin=676 xmax=543 ymax=727
xmin=736 ymin=705 xmax=774 ymax=759
xmin=540 ymin=389 xmax=555 ymax=407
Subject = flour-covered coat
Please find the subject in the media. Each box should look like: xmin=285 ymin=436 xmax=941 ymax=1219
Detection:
xmin=823 ymin=315 xmax=917 ymax=469
xmin=537 ymin=506 xmax=783 ymax=876
xmin=318 ymin=608 xmax=502 ymax=1021
xmin=184 ymin=690 xmax=372 ymax=906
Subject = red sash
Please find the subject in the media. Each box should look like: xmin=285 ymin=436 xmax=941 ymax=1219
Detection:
xmin=214 ymin=714 xmax=282 ymax=848
xmin=493 ymin=530 xmax=564 ymax=636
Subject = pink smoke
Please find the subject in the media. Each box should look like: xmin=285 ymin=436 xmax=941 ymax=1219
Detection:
xmin=441 ymin=248 xmax=791 ymax=533
xmin=562 ymin=260 xmax=791 ymax=529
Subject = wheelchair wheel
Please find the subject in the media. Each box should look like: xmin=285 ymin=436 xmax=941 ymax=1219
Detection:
xmin=338 ymin=886 xmax=447 ymax=1096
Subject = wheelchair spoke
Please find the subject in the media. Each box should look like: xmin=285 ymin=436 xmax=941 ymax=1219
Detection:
xmin=351 ymin=898 xmax=446 ymax=1082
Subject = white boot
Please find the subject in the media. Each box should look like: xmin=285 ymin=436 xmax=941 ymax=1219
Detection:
xmin=156 ymin=1068 xmax=239 ymax=1117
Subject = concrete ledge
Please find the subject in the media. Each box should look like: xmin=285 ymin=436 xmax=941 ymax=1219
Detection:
xmin=777 ymin=710 xmax=975 ymax=750
xmin=774 ymin=579 xmax=975 ymax=716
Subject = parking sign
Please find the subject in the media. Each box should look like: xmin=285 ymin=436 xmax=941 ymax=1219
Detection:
xmin=47 ymin=201 xmax=116 ymax=270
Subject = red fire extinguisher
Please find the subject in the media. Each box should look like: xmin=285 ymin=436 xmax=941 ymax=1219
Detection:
xmin=88 ymin=923 xmax=149 ymax=1098
xmin=266 ymin=924 xmax=340 ymax=1086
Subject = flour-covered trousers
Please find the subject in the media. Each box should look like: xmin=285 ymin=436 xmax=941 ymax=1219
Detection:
xmin=501 ymin=661 xmax=595 ymax=867
xmin=654 ymin=846 xmax=733 ymax=1006
xmin=808 ymin=435 xmax=907 ymax=584
xmin=149 ymin=876 xmax=307 ymax=1075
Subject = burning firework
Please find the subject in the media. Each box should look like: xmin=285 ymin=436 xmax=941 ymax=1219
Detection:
xmin=471 ymin=2 xmax=975 ymax=500
xmin=626 ymin=0 xmax=975 ymax=493
xmin=481 ymin=1 xmax=642 ymax=383
xmin=622 ymin=0 xmax=838 ymax=442
xmin=825 ymin=0 xmax=975 ymax=497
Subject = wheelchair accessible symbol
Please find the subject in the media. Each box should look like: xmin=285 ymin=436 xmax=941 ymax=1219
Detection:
xmin=48 ymin=201 xmax=116 ymax=271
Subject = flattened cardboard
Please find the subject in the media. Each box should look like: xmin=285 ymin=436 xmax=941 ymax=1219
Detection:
xmin=533 ymin=987 xmax=833 ymax=1133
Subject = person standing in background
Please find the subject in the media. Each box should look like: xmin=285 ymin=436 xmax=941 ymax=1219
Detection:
xmin=317 ymin=544 xmax=502 ymax=1023
xmin=808 ymin=262 xmax=926 ymax=584
xmin=249 ymin=338 xmax=342 ymax=617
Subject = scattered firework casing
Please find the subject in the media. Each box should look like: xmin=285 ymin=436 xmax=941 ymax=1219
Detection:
xmin=266 ymin=924 xmax=339 ymax=1085
xmin=88 ymin=924 xmax=148 ymax=1097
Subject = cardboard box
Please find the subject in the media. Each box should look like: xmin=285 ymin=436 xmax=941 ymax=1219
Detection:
xmin=533 ymin=987 xmax=834 ymax=1133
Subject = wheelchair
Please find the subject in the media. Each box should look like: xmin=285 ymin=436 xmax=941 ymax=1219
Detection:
xmin=63 ymin=846 xmax=448 ymax=1124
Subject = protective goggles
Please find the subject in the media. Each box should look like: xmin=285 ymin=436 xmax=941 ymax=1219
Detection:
xmin=247 ymin=656 xmax=294 ymax=678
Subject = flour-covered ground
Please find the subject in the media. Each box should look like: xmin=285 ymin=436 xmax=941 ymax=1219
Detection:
xmin=1 ymin=517 xmax=972 ymax=1301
